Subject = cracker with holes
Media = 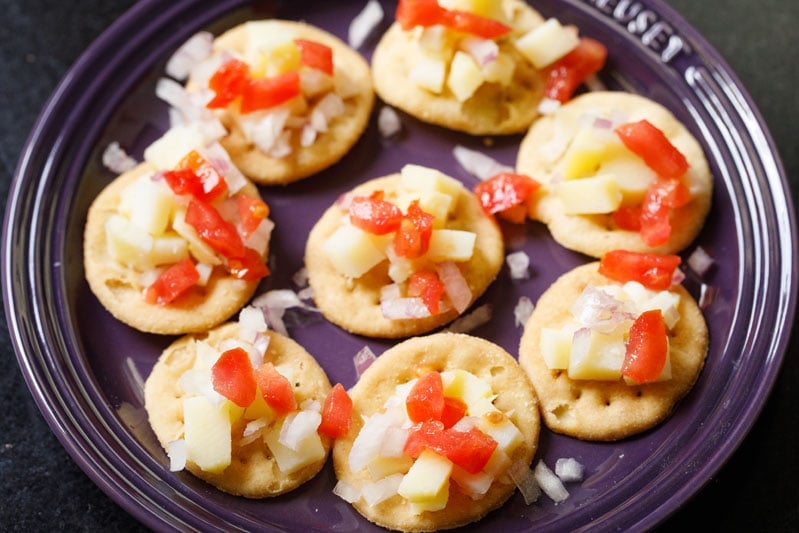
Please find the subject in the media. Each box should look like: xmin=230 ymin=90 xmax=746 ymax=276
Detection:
xmin=518 ymin=255 xmax=708 ymax=441
xmin=372 ymin=0 xmax=551 ymax=135
xmin=184 ymin=20 xmax=374 ymax=185
xmin=84 ymin=131 xmax=273 ymax=335
xmin=304 ymin=164 xmax=504 ymax=339
xmin=333 ymin=332 xmax=539 ymax=531
xmin=516 ymin=91 xmax=713 ymax=257
xmin=144 ymin=316 xmax=334 ymax=498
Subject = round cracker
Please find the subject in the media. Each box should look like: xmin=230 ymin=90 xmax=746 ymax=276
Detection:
xmin=333 ymin=332 xmax=539 ymax=532
xmin=517 ymin=91 xmax=713 ymax=257
xmin=304 ymin=174 xmax=504 ymax=338
xmin=83 ymin=162 xmax=265 ymax=335
xmin=518 ymin=262 xmax=709 ymax=441
xmin=144 ymin=322 xmax=332 ymax=498
xmin=198 ymin=20 xmax=374 ymax=185
xmin=371 ymin=0 xmax=546 ymax=135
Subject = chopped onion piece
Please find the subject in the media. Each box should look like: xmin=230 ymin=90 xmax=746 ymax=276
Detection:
xmin=195 ymin=262 xmax=213 ymax=286
xmin=300 ymin=123 xmax=318 ymax=147
xmin=378 ymin=105 xmax=402 ymax=138
xmin=699 ymin=282 xmax=716 ymax=310
xmin=243 ymin=418 xmax=270 ymax=439
xmin=310 ymin=92 xmax=345 ymax=133
xmin=353 ymin=345 xmax=377 ymax=378
xmin=672 ymin=267 xmax=686 ymax=286
xmin=506 ymin=251 xmax=530 ymax=280
xmin=571 ymin=286 xmax=634 ymax=332
xmin=348 ymin=0 xmax=384 ymax=49
xmin=687 ymin=246 xmax=715 ymax=277
xmin=538 ymin=97 xmax=561 ymax=115
xmin=436 ymin=261 xmax=472 ymax=313
xmin=292 ymin=267 xmax=309 ymax=288
xmin=279 ymin=410 xmax=322 ymax=451
xmin=584 ymin=73 xmax=606 ymax=93
xmin=138 ymin=267 xmax=165 ymax=290
xmin=514 ymin=296 xmax=535 ymax=328
xmin=242 ymin=109 xmax=291 ymax=158
xmin=362 ymin=474 xmax=403 ymax=507
xmin=381 ymin=297 xmax=431 ymax=319
xmin=348 ymin=414 xmax=390 ymax=472
xmin=200 ymin=142 xmax=248 ymax=194
xmin=453 ymin=145 xmax=514 ymax=181
xmin=297 ymin=286 xmax=315 ymax=301
xmin=534 ymin=460 xmax=569 ymax=503
xmin=239 ymin=305 xmax=268 ymax=340
xmin=460 ymin=36 xmax=499 ymax=66
xmin=447 ymin=304 xmax=492 ymax=333
xmin=508 ymin=460 xmax=540 ymax=505
xmin=555 ymin=457 xmax=585 ymax=482
xmin=102 ymin=141 xmax=138 ymax=173
xmin=165 ymin=31 xmax=214 ymax=80
xmin=243 ymin=217 xmax=274 ymax=257
xmin=333 ymin=480 xmax=362 ymax=503
xmin=379 ymin=426 xmax=410 ymax=458
xmin=450 ymin=416 xmax=478 ymax=433
xmin=167 ymin=439 xmax=187 ymax=472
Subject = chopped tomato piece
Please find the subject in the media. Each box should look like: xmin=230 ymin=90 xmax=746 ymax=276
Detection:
xmin=207 ymin=58 xmax=250 ymax=108
xmin=227 ymin=247 xmax=270 ymax=281
xmin=144 ymin=258 xmax=199 ymax=305
xmin=211 ymin=347 xmax=257 ymax=408
xmin=406 ymin=371 xmax=445 ymax=423
xmin=236 ymin=195 xmax=270 ymax=238
xmin=613 ymin=177 xmax=690 ymax=245
xmin=545 ymin=37 xmax=607 ymax=103
xmin=403 ymin=420 xmax=497 ymax=474
xmin=473 ymin=172 xmax=540 ymax=223
xmin=598 ymin=249 xmax=682 ymax=291
xmin=395 ymin=0 xmax=510 ymax=39
xmin=639 ymin=185 xmax=672 ymax=247
xmin=348 ymin=191 xmax=403 ymax=235
xmin=614 ymin=120 xmax=689 ymax=179
xmin=318 ymin=383 xmax=353 ymax=438
xmin=178 ymin=150 xmax=228 ymax=202
xmin=185 ymin=199 xmax=246 ymax=259
xmin=612 ymin=204 xmax=642 ymax=231
xmin=254 ymin=363 xmax=297 ymax=416
xmin=162 ymin=168 xmax=205 ymax=199
xmin=622 ymin=309 xmax=668 ymax=383
xmin=393 ymin=201 xmax=434 ymax=259
xmin=294 ymin=38 xmax=334 ymax=75
xmin=440 ymin=396 xmax=467 ymax=429
xmin=407 ymin=270 xmax=446 ymax=315
xmin=240 ymin=71 xmax=301 ymax=114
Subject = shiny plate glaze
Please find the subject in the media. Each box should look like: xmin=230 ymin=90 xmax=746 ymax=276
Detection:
xmin=2 ymin=0 xmax=796 ymax=531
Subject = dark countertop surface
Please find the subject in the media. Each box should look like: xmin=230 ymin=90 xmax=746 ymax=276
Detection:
xmin=1 ymin=1 xmax=797 ymax=531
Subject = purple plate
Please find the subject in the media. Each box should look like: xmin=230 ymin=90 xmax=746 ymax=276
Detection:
xmin=3 ymin=0 xmax=797 ymax=531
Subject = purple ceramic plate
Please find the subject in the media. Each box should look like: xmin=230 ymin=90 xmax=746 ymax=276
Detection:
xmin=3 ymin=0 xmax=797 ymax=531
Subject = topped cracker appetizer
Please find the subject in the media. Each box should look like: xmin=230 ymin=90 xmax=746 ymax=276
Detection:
xmin=144 ymin=307 xmax=347 ymax=497
xmin=371 ymin=0 xmax=607 ymax=135
xmin=515 ymin=91 xmax=713 ymax=257
xmin=332 ymin=332 xmax=539 ymax=532
xmin=304 ymin=164 xmax=504 ymax=338
xmin=518 ymin=250 xmax=709 ymax=441
xmin=84 ymin=127 xmax=273 ymax=335
xmin=170 ymin=20 xmax=375 ymax=185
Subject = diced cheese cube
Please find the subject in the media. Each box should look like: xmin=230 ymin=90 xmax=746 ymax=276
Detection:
xmin=322 ymin=224 xmax=386 ymax=278
xmin=450 ymin=465 xmax=493 ymax=498
xmin=368 ymin=455 xmax=414 ymax=481
xmin=426 ymin=229 xmax=476 ymax=262
xmin=256 ymin=40 xmax=301 ymax=78
xmin=245 ymin=20 xmax=297 ymax=66
xmin=399 ymin=164 xmax=463 ymax=199
xmin=560 ymin=127 xmax=628 ymax=180
xmin=441 ymin=369 xmax=493 ymax=407
xmin=396 ymin=190 xmax=453 ymax=228
xmin=243 ymin=393 xmax=275 ymax=421
xmin=409 ymin=53 xmax=447 ymax=94
xmin=183 ymin=396 xmax=232 ymax=474
xmin=440 ymin=0 xmax=505 ymax=20
xmin=105 ymin=214 xmax=154 ymax=268
xmin=447 ymin=51 xmax=485 ymax=102
xmin=477 ymin=411 xmax=524 ymax=454
xmin=398 ymin=449 xmax=453 ymax=507
xmin=555 ymin=174 xmax=623 ymax=215
xmin=640 ymin=290 xmax=681 ymax=330
xmin=127 ymin=179 xmax=176 ymax=236
xmin=149 ymin=234 xmax=190 ymax=266
xmin=264 ymin=418 xmax=327 ymax=474
xmin=568 ymin=328 xmax=626 ymax=381
xmin=598 ymin=156 xmax=657 ymax=205
xmin=514 ymin=18 xmax=579 ymax=69
xmin=540 ymin=326 xmax=574 ymax=370
xmin=482 ymin=52 xmax=515 ymax=86
xmin=143 ymin=125 xmax=205 ymax=170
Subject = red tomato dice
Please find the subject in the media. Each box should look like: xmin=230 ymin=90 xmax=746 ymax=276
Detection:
xmin=144 ymin=258 xmax=199 ymax=305
xmin=294 ymin=38 xmax=334 ymax=75
xmin=396 ymin=0 xmax=445 ymax=29
xmin=440 ymin=396 xmax=467 ymax=429
xmin=318 ymin=383 xmax=353 ymax=438
xmin=226 ymin=247 xmax=270 ymax=281
xmin=612 ymin=205 xmax=642 ymax=231
xmin=403 ymin=420 xmax=498 ymax=474
xmin=348 ymin=191 xmax=403 ymax=235
xmin=622 ymin=309 xmax=668 ymax=383
xmin=178 ymin=150 xmax=228 ymax=202
xmin=407 ymin=270 xmax=446 ymax=315
xmin=254 ymin=363 xmax=297 ymax=416
xmin=395 ymin=0 xmax=510 ymax=39
xmin=185 ymin=199 xmax=247 ymax=259
xmin=236 ymin=195 xmax=270 ymax=238
xmin=545 ymin=37 xmax=607 ymax=103
xmin=444 ymin=8 xmax=511 ymax=39
xmin=393 ymin=201 xmax=434 ymax=259
xmin=598 ymin=249 xmax=682 ymax=291
xmin=473 ymin=172 xmax=540 ymax=222
xmin=614 ymin=119 xmax=689 ymax=179
xmin=207 ymin=58 xmax=250 ymax=109
xmin=211 ymin=347 xmax=257 ymax=408
xmin=240 ymin=71 xmax=301 ymax=114
xmin=406 ymin=371 xmax=445 ymax=423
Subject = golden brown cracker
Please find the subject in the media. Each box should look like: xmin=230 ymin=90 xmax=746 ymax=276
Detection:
xmin=144 ymin=322 xmax=332 ymax=497
xmin=200 ymin=20 xmax=374 ymax=185
xmin=371 ymin=0 xmax=546 ymax=135
xmin=83 ymin=162 xmax=265 ymax=335
xmin=304 ymin=174 xmax=504 ymax=338
xmin=518 ymin=262 xmax=709 ymax=441
xmin=517 ymin=91 xmax=713 ymax=257
xmin=333 ymin=332 xmax=539 ymax=531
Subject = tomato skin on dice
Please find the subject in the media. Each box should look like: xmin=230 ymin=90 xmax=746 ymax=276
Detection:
xmin=211 ymin=347 xmax=257 ymax=408
xmin=622 ymin=309 xmax=669 ymax=383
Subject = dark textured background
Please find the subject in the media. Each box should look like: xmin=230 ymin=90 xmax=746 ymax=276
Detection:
xmin=1 ymin=1 xmax=797 ymax=531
